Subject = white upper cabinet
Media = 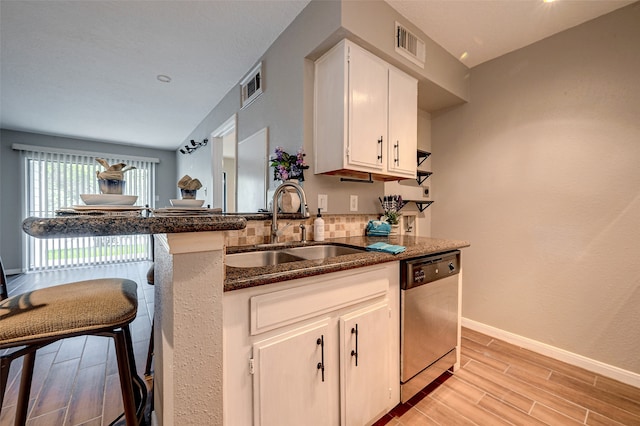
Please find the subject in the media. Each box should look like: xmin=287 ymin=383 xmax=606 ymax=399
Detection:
xmin=346 ymin=44 xmax=388 ymax=172
xmin=314 ymin=39 xmax=417 ymax=181
xmin=388 ymin=66 xmax=418 ymax=178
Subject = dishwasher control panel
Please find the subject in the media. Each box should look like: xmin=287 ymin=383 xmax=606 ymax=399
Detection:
xmin=401 ymin=250 xmax=460 ymax=290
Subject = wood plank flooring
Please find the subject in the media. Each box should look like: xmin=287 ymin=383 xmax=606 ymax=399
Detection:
xmin=3 ymin=262 xmax=640 ymax=425
xmin=1 ymin=262 xmax=154 ymax=426
xmin=376 ymin=328 xmax=640 ymax=425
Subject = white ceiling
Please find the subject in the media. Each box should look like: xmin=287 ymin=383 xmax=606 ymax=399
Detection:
xmin=0 ymin=0 xmax=634 ymax=151
xmin=386 ymin=0 xmax=635 ymax=68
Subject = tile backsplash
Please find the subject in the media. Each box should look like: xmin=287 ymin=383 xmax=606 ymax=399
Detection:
xmin=224 ymin=214 xmax=379 ymax=247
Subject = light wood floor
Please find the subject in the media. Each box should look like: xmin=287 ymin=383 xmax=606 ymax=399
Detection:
xmin=2 ymin=262 xmax=640 ymax=425
xmin=376 ymin=329 xmax=640 ymax=425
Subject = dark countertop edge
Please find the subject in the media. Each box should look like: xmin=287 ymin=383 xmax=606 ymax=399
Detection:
xmin=224 ymin=237 xmax=470 ymax=292
xmin=22 ymin=215 xmax=247 ymax=238
xmin=218 ymin=212 xmax=306 ymax=221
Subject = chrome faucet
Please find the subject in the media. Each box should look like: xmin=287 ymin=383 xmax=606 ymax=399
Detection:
xmin=271 ymin=181 xmax=310 ymax=244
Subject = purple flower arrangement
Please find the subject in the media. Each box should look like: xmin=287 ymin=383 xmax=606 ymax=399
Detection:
xmin=271 ymin=146 xmax=309 ymax=182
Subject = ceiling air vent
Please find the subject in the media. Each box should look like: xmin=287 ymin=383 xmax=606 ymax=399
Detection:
xmin=395 ymin=22 xmax=425 ymax=68
xmin=240 ymin=62 xmax=263 ymax=109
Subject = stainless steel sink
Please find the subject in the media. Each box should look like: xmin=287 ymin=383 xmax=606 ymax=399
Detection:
xmin=225 ymin=250 xmax=306 ymax=268
xmin=283 ymin=245 xmax=365 ymax=260
xmin=226 ymin=244 xmax=365 ymax=268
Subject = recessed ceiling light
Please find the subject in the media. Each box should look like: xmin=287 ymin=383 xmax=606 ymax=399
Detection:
xmin=543 ymin=0 xmax=555 ymax=3
xmin=157 ymin=74 xmax=172 ymax=83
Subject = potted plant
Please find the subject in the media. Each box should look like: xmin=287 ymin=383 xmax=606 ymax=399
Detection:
xmin=95 ymin=158 xmax=136 ymax=194
xmin=177 ymin=175 xmax=202 ymax=199
xmin=270 ymin=146 xmax=309 ymax=183
xmin=380 ymin=195 xmax=405 ymax=233
xmin=270 ymin=147 xmax=309 ymax=213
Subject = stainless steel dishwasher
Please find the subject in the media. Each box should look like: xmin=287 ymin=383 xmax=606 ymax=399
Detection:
xmin=400 ymin=250 xmax=460 ymax=403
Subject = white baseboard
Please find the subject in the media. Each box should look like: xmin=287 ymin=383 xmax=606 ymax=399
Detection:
xmin=462 ymin=317 xmax=640 ymax=388
xmin=5 ymin=268 xmax=23 ymax=276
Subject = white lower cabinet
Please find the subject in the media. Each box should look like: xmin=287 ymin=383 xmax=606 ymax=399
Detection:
xmin=252 ymin=319 xmax=335 ymax=426
xmin=340 ymin=301 xmax=390 ymax=426
xmin=223 ymin=263 xmax=400 ymax=426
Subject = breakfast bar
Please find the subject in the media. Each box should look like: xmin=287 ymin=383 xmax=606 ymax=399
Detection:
xmin=23 ymin=214 xmax=246 ymax=426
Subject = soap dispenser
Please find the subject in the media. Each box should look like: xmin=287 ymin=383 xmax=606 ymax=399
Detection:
xmin=314 ymin=208 xmax=325 ymax=242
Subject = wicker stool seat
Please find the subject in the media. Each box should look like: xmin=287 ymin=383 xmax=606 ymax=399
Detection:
xmin=1 ymin=259 xmax=146 ymax=425
xmin=0 ymin=279 xmax=137 ymax=346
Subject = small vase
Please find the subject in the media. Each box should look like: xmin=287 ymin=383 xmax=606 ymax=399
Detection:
xmin=98 ymin=179 xmax=125 ymax=195
xmin=278 ymin=180 xmax=301 ymax=213
xmin=181 ymin=189 xmax=197 ymax=199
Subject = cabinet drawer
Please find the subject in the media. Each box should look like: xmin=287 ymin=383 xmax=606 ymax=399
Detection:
xmin=250 ymin=266 xmax=389 ymax=335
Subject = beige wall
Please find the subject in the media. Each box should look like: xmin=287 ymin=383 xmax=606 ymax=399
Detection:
xmin=431 ymin=3 xmax=640 ymax=373
xmin=340 ymin=0 xmax=469 ymax=109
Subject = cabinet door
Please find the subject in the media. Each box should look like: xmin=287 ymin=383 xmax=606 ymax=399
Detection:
xmin=347 ymin=43 xmax=388 ymax=172
xmin=252 ymin=319 xmax=337 ymax=426
xmin=340 ymin=300 xmax=391 ymax=426
xmin=387 ymin=66 xmax=417 ymax=178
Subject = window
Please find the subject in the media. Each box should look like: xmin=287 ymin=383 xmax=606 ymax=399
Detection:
xmin=17 ymin=145 xmax=157 ymax=270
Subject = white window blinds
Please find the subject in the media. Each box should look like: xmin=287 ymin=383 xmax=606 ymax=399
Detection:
xmin=17 ymin=145 xmax=157 ymax=270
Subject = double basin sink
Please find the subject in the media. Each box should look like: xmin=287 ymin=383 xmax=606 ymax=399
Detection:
xmin=226 ymin=244 xmax=365 ymax=268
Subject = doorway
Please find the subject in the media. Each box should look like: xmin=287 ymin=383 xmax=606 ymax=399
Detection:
xmin=211 ymin=115 xmax=237 ymax=212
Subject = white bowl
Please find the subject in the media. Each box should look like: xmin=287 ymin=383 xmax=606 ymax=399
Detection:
xmin=81 ymin=194 xmax=138 ymax=205
xmin=170 ymin=199 xmax=205 ymax=207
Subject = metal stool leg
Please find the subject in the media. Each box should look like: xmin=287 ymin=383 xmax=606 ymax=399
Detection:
xmin=145 ymin=320 xmax=154 ymax=376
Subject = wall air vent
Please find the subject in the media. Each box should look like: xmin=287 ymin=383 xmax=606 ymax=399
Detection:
xmin=240 ymin=62 xmax=263 ymax=109
xmin=395 ymin=22 xmax=425 ymax=68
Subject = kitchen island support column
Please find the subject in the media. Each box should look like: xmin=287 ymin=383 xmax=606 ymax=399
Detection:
xmin=154 ymin=232 xmax=224 ymax=425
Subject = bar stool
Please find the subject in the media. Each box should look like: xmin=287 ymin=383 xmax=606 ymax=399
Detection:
xmin=0 ymin=257 xmax=146 ymax=425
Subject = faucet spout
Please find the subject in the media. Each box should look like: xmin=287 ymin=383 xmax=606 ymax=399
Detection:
xmin=271 ymin=181 xmax=310 ymax=244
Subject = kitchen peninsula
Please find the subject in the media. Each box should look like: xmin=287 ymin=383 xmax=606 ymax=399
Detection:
xmin=23 ymin=214 xmax=469 ymax=425
xmin=23 ymin=214 xmax=245 ymax=426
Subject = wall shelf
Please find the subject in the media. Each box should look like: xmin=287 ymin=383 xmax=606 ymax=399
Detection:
xmin=417 ymin=150 xmax=431 ymax=167
xmin=399 ymin=200 xmax=434 ymax=212
xmin=416 ymin=170 xmax=432 ymax=185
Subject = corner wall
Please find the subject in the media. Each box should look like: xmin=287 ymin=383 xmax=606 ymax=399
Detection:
xmin=431 ymin=3 xmax=640 ymax=374
xmin=177 ymin=0 xmax=469 ymax=217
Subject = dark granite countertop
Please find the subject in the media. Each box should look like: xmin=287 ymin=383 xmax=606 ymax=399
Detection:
xmin=215 ymin=212 xmax=307 ymax=221
xmin=22 ymin=215 xmax=247 ymax=238
xmin=224 ymin=235 xmax=469 ymax=292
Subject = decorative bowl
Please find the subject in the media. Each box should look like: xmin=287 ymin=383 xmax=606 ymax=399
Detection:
xmin=81 ymin=194 xmax=138 ymax=205
xmin=170 ymin=199 xmax=205 ymax=207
